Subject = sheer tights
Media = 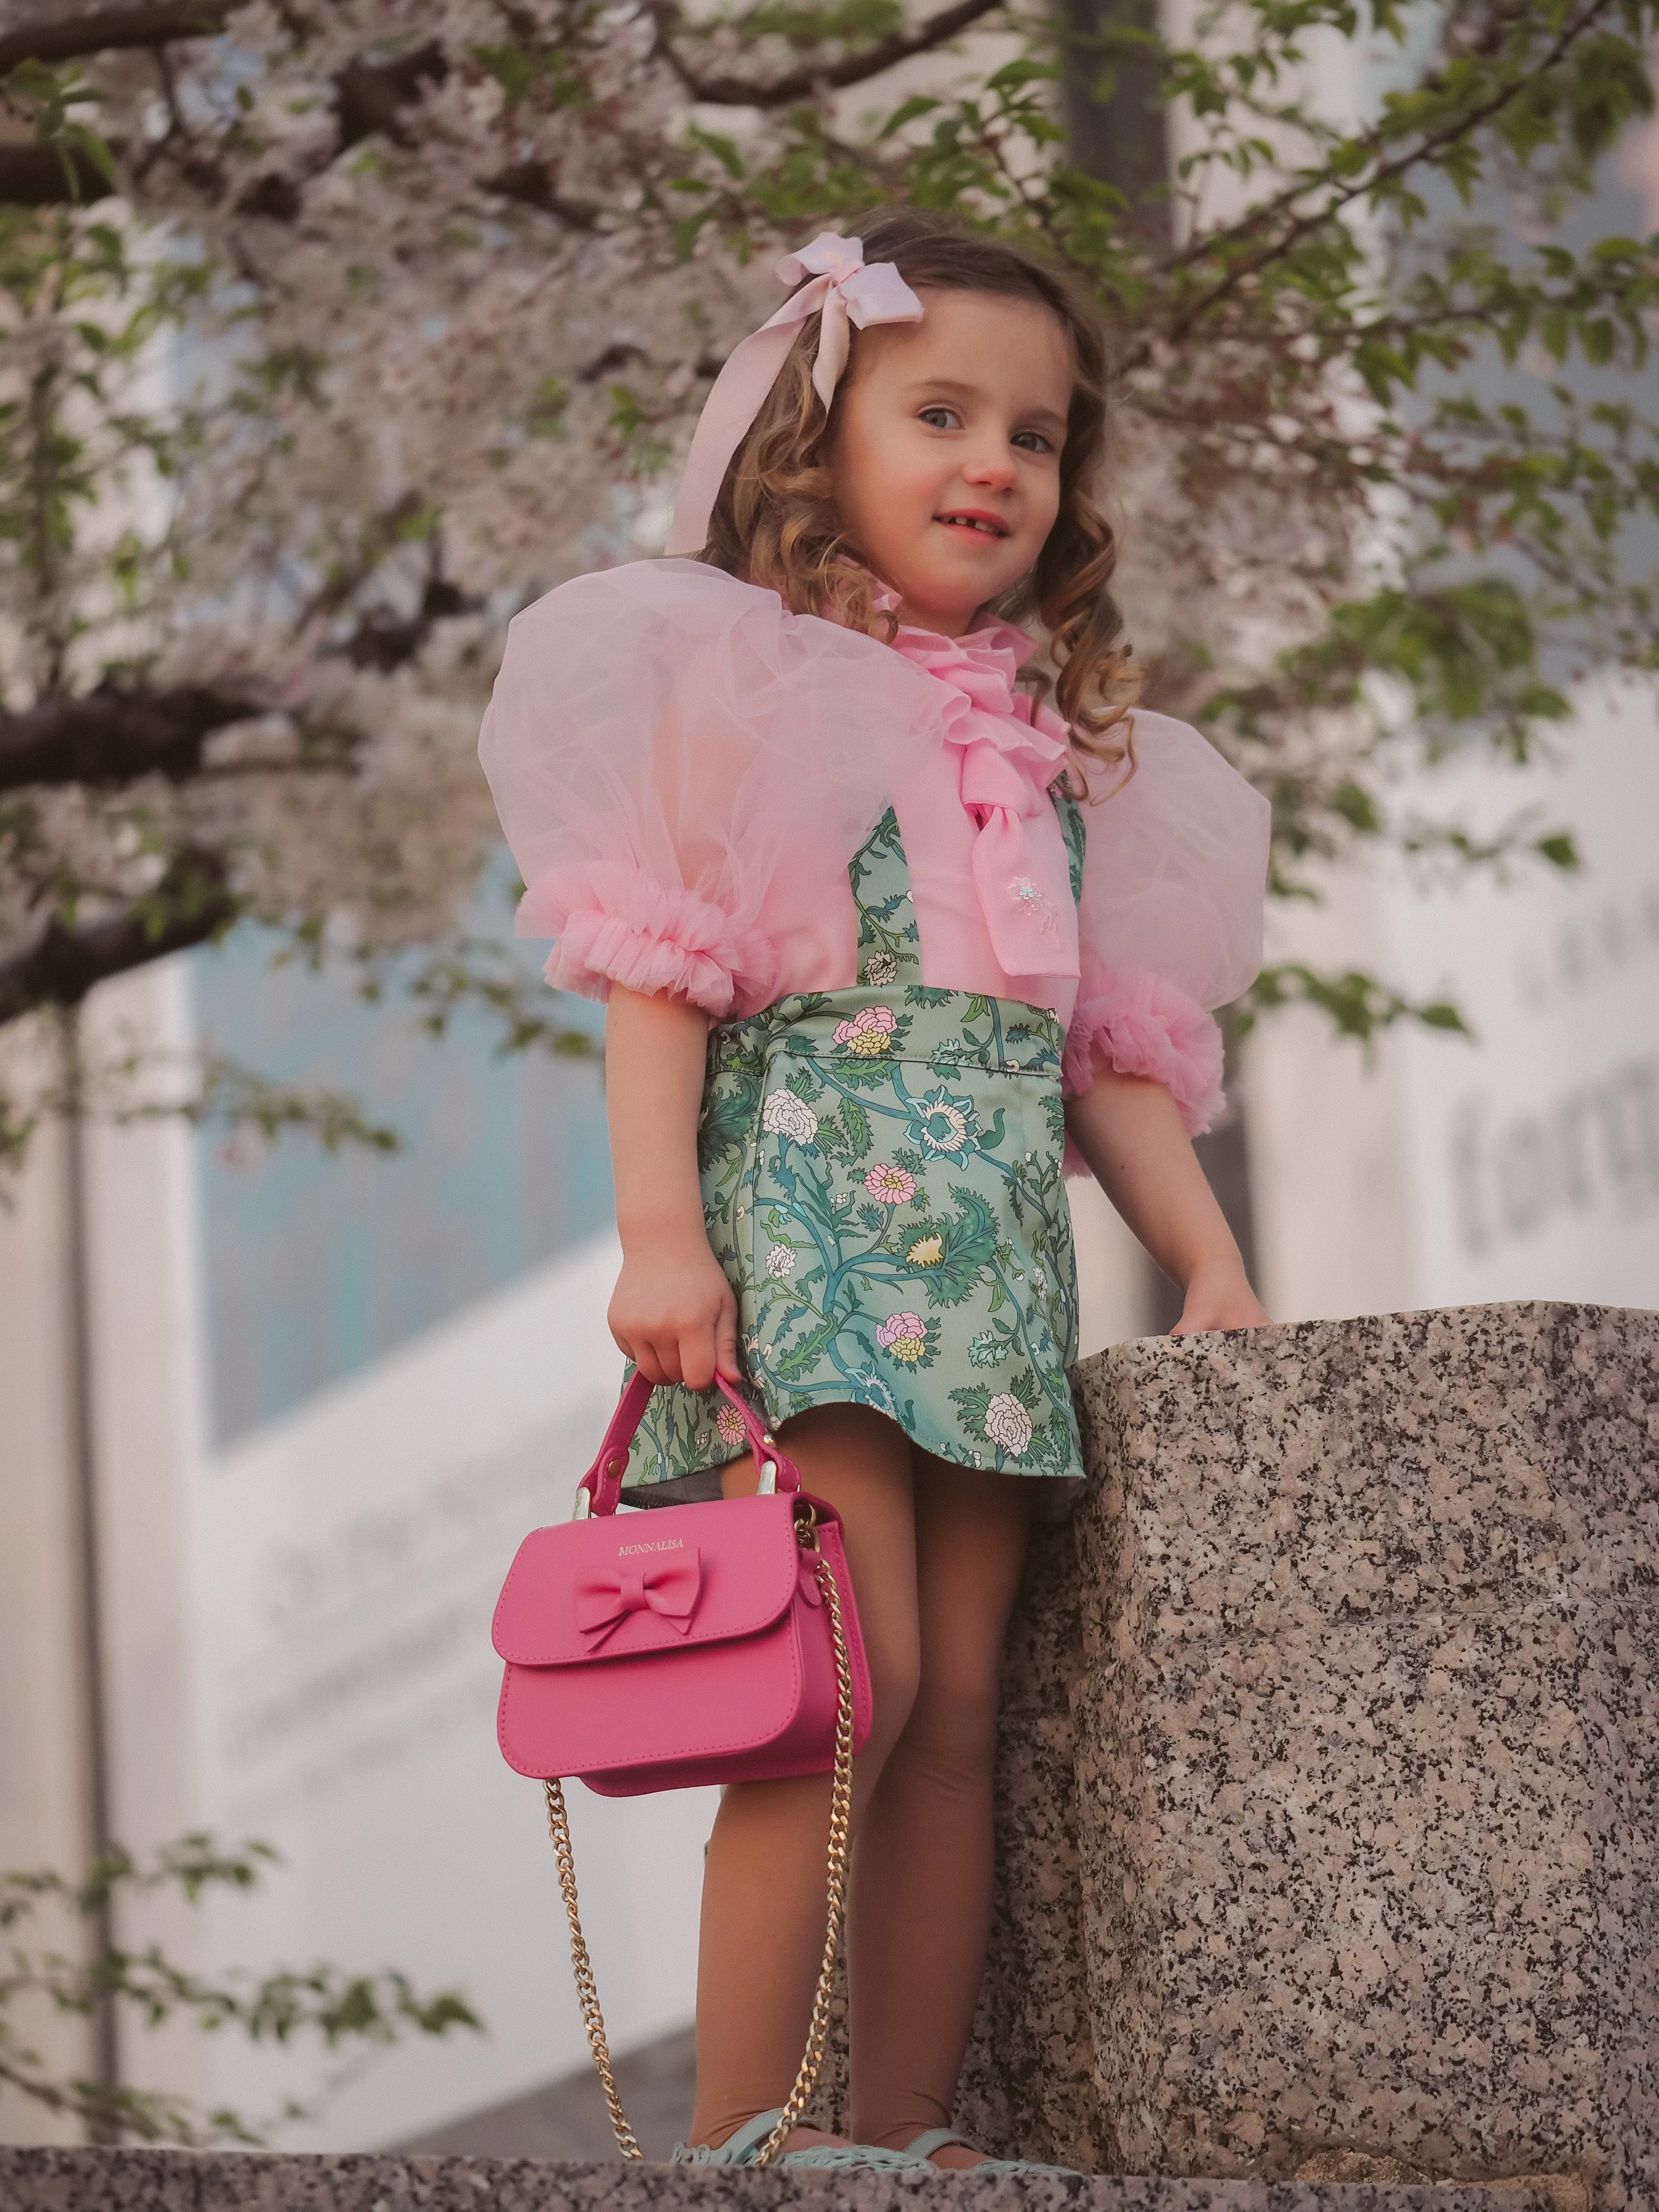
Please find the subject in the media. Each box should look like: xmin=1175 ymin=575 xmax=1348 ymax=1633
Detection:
xmin=687 ymin=1402 xmax=1033 ymax=2163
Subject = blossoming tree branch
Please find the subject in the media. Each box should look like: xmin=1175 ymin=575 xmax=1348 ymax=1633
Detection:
xmin=0 ymin=0 xmax=1655 ymax=1156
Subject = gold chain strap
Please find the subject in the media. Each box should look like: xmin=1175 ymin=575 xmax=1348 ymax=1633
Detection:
xmin=541 ymin=1536 xmax=856 ymax=2167
xmin=541 ymin=1777 xmax=645 ymax=2160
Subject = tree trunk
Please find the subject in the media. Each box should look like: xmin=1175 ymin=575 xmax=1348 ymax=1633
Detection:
xmin=1059 ymin=0 xmax=1170 ymax=246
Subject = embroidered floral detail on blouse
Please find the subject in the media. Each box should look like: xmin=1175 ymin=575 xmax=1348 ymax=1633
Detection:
xmin=761 ymin=1088 xmax=818 ymax=1143
xmin=876 ymin=1311 xmax=930 ymax=1364
xmin=1007 ymin=875 xmax=1060 ymax=934
xmin=833 ymin=1003 xmax=899 ymax=1057
xmin=862 ymin=951 xmax=898 ymax=986
xmin=864 ymin=1163 xmax=916 ymax=1204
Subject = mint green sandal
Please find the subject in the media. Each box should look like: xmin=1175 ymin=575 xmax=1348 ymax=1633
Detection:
xmin=902 ymin=2126 xmax=1078 ymax=2175
xmin=674 ymin=2107 xmax=925 ymax=2170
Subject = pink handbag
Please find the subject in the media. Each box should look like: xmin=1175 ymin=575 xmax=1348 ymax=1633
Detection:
xmin=491 ymin=1370 xmax=870 ymax=2163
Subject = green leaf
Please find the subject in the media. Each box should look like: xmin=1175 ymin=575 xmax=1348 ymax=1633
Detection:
xmin=1534 ymin=832 xmax=1581 ymax=871
xmin=686 ymin=125 xmax=745 ymax=180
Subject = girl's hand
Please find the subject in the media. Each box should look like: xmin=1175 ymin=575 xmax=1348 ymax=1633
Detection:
xmin=608 ymin=1228 xmax=740 ymax=1390
xmin=1063 ymin=1069 xmax=1274 ymax=1337
xmin=1171 ymin=1255 xmax=1270 ymax=1336
xmin=602 ymin=984 xmax=741 ymax=1391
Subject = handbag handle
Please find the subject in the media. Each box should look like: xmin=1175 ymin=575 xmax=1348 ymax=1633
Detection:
xmin=576 ymin=1371 xmax=800 ymax=1517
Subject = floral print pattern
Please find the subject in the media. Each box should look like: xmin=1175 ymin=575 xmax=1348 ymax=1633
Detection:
xmin=621 ymin=801 xmax=1090 ymax=1496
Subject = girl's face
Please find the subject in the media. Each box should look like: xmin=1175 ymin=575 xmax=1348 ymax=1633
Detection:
xmin=828 ymin=288 xmax=1074 ymax=638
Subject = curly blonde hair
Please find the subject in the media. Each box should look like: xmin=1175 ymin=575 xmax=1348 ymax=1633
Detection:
xmin=698 ymin=209 xmax=1137 ymax=775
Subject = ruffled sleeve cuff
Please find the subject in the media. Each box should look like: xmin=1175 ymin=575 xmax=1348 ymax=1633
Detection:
xmin=1061 ymin=967 xmax=1225 ymax=1168
xmin=518 ymin=862 xmax=774 ymax=1020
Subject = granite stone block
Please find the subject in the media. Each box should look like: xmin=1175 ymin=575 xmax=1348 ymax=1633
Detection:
xmin=953 ymin=1303 xmax=1656 ymax=2211
xmin=0 ymin=2147 xmax=1572 ymax=2212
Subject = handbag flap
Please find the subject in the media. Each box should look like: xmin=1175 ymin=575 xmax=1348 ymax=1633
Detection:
xmin=492 ymin=1492 xmax=805 ymax=1667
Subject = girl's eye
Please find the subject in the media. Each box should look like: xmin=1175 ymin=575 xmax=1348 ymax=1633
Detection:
xmin=917 ymin=405 xmax=961 ymax=430
xmin=1012 ymin=430 xmax=1054 ymax=454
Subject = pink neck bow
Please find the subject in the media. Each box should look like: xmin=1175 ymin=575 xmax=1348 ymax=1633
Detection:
xmin=576 ymin=1548 xmax=702 ymax=1648
xmin=890 ymin=624 xmax=1081 ymax=983
xmin=666 ymin=232 xmax=923 ymax=557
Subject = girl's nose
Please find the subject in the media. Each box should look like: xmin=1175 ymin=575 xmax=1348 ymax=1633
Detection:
xmin=960 ymin=445 xmax=1017 ymax=491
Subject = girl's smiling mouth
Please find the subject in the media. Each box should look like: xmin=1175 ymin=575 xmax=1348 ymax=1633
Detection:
xmin=935 ymin=509 xmax=1011 ymax=539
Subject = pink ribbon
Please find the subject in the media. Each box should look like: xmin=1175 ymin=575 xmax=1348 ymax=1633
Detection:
xmin=666 ymin=232 xmax=923 ymax=557
xmin=885 ymin=623 xmax=1082 ymax=984
xmin=576 ymin=1550 xmax=702 ymax=1648
xmin=958 ymin=737 xmax=1082 ymax=982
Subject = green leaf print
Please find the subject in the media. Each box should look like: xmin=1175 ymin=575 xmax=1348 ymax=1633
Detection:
xmin=773 ymin=1310 xmax=844 ymax=1381
xmin=697 ymin=1074 xmax=757 ymax=1170
xmin=1021 ymin=1418 xmax=1075 ymax=1476
xmin=906 ymin=1184 xmax=998 ymax=1309
xmin=950 ymin=1383 xmax=992 ymax=1433
xmin=904 ymin=986 xmax=957 ymax=1009
xmin=839 ymin=1055 xmax=904 ymax=1092
xmin=1008 ymin=1368 xmax=1041 ymax=1413
xmin=968 ymin=1328 xmax=1012 ymax=1368
xmin=839 ymin=1096 xmax=873 ymax=1163
xmin=786 ymin=1067 xmax=819 ymax=1102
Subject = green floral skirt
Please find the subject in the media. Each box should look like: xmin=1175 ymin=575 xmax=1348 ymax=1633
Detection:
xmin=620 ymin=982 xmax=1086 ymax=1502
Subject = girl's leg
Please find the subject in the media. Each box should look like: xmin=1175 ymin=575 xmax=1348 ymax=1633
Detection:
xmin=845 ymin=1454 xmax=1033 ymax=2159
xmin=687 ymin=1402 xmax=922 ymax=2150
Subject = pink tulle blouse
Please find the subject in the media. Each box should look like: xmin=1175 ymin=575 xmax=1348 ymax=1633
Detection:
xmin=478 ymin=560 xmax=1271 ymax=1140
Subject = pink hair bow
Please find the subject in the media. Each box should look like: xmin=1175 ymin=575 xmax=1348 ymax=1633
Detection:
xmin=665 ymin=232 xmax=923 ymax=557
xmin=575 ymin=1549 xmax=703 ymax=1648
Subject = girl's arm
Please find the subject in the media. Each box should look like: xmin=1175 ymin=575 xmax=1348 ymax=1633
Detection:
xmin=1065 ymin=1067 xmax=1269 ymax=1334
xmin=604 ymin=984 xmax=739 ymax=1388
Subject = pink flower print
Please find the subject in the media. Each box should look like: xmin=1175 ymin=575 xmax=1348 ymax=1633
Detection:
xmin=715 ymin=1403 xmax=747 ymax=1446
xmin=832 ymin=1003 xmax=898 ymax=1058
xmin=876 ymin=1311 xmax=929 ymax=1364
xmin=864 ymin=1163 xmax=916 ymax=1205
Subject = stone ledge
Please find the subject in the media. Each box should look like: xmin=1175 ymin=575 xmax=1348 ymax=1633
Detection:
xmin=949 ymin=1302 xmax=1656 ymax=2206
xmin=0 ymin=2147 xmax=1570 ymax=2212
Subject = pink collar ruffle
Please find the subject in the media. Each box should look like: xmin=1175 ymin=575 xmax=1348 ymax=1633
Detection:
xmin=887 ymin=617 xmax=1070 ymax=766
xmin=883 ymin=613 xmax=1079 ymax=982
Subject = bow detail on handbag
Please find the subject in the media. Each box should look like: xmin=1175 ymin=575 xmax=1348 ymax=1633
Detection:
xmin=575 ymin=1550 xmax=702 ymax=1647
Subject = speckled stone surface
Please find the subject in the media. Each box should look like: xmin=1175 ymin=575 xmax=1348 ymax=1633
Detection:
xmin=950 ymin=1303 xmax=1655 ymax=2209
xmin=0 ymin=2147 xmax=1571 ymax=2211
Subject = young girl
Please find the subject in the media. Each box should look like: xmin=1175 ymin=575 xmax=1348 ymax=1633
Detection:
xmin=481 ymin=210 xmax=1271 ymax=2171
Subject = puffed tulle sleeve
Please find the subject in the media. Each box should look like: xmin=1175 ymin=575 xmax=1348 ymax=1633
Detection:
xmin=1062 ymin=709 xmax=1271 ymax=1147
xmin=478 ymin=561 xmax=938 ymax=1019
